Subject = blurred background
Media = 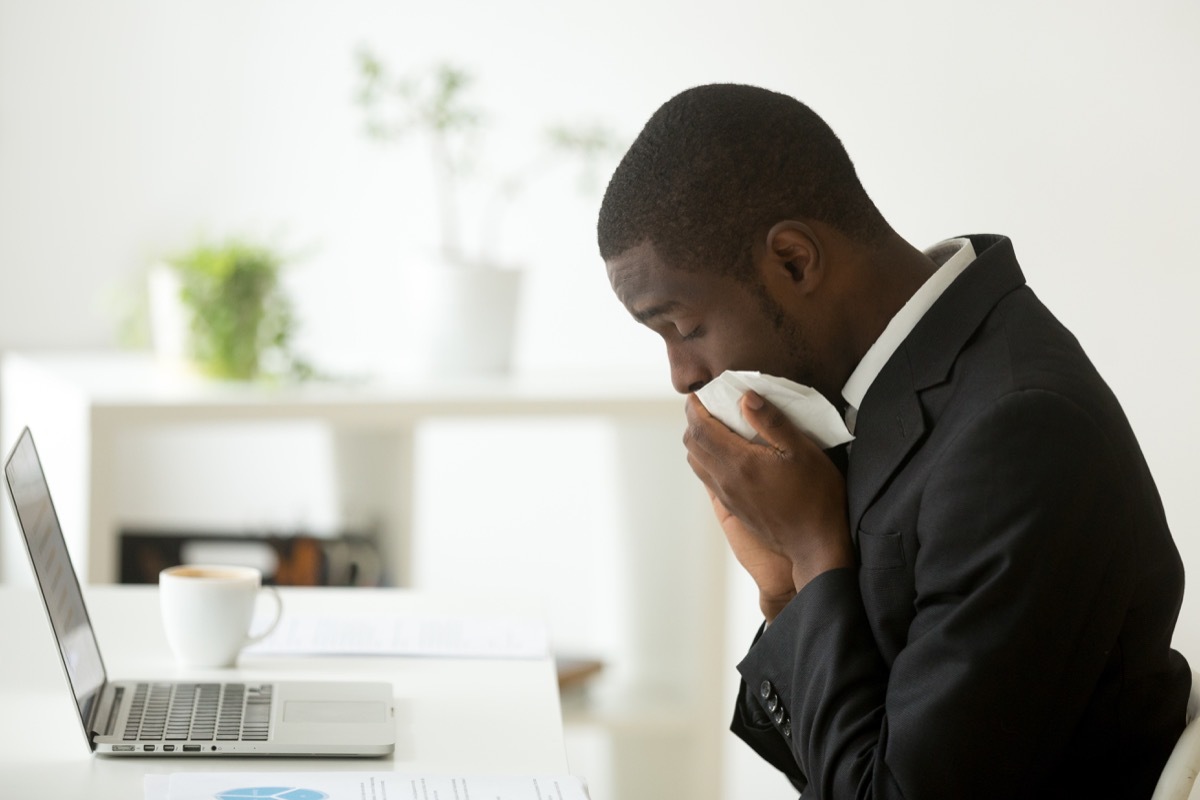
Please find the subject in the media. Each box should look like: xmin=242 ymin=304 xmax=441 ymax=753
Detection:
xmin=1 ymin=1 xmax=1197 ymax=797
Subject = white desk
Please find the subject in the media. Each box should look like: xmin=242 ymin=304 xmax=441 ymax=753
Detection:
xmin=0 ymin=585 xmax=569 ymax=797
xmin=0 ymin=350 xmax=731 ymax=800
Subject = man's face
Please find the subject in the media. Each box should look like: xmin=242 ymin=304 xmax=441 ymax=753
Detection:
xmin=606 ymin=240 xmax=818 ymax=396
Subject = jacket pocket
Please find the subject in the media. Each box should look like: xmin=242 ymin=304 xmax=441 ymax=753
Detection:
xmin=857 ymin=529 xmax=914 ymax=665
xmin=858 ymin=529 xmax=907 ymax=570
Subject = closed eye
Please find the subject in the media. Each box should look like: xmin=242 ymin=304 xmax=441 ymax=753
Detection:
xmin=680 ymin=325 xmax=704 ymax=342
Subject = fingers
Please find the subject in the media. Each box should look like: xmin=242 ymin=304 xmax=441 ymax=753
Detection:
xmin=684 ymin=397 xmax=742 ymax=508
xmin=684 ymin=392 xmax=822 ymax=512
xmin=684 ymin=392 xmax=789 ymax=486
xmin=743 ymin=392 xmax=831 ymax=466
xmin=685 ymin=389 xmax=801 ymax=457
xmin=740 ymin=391 xmax=800 ymax=453
xmin=683 ymin=394 xmax=748 ymax=460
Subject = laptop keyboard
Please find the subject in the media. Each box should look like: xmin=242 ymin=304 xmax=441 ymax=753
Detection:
xmin=122 ymin=683 xmax=273 ymax=742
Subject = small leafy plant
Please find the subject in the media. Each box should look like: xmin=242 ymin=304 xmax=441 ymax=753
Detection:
xmin=354 ymin=48 xmax=623 ymax=267
xmin=166 ymin=239 xmax=310 ymax=381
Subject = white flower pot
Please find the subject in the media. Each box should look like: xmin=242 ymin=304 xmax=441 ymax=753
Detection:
xmin=146 ymin=264 xmax=189 ymax=364
xmin=402 ymin=265 xmax=523 ymax=377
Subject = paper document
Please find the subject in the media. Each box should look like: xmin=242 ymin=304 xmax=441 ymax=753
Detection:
xmin=244 ymin=612 xmax=550 ymax=659
xmin=145 ymin=772 xmax=590 ymax=800
xmin=695 ymin=370 xmax=853 ymax=449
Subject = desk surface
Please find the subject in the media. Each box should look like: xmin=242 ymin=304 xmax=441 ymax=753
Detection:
xmin=0 ymin=585 xmax=569 ymax=797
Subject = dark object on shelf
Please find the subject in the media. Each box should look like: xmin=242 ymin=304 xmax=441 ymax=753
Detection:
xmin=119 ymin=528 xmax=386 ymax=587
xmin=555 ymin=655 xmax=604 ymax=692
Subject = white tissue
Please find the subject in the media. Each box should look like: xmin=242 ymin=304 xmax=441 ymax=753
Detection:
xmin=694 ymin=370 xmax=854 ymax=449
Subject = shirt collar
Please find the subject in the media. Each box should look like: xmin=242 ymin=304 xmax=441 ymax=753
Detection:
xmin=841 ymin=237 xmax=977 ymax=433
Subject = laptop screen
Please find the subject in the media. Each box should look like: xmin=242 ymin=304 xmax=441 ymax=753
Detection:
xmin=4 ymin=428 xmax=107 ymax=739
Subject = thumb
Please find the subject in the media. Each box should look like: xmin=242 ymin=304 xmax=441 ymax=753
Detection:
xmin=741 ymin=391 xmax=801 ymax=453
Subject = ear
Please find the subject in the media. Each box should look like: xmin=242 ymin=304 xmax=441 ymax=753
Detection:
xmin=763 ymin=220 xmax=824 ymax=294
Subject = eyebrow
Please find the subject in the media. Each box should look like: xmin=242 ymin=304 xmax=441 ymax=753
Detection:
xmin=632 ymin=300 xmax=682 ymax=324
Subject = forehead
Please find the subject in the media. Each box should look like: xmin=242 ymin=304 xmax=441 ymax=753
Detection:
xmin=606 ymin=241 xmax=733 ymax=320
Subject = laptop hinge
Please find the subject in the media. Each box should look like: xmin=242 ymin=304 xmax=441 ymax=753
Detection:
xmin=89 ymin=682 xmax=123 ymax=741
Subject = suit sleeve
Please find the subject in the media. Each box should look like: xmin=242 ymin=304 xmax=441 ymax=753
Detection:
xmin=729 ymin=625 xmax=813 ymax=794
xmin=732 ymin=389 xmax=1136 ymax=798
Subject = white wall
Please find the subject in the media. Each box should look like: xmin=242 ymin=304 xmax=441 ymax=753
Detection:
xmin=2 ymin=1 xmax=1198 ymax=796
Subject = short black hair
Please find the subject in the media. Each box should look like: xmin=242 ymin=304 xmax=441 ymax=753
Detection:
xmin=597 ymin=83 xmax=890 ymax=275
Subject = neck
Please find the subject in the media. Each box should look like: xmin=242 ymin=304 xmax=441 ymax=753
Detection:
xmin=831 ymin=231 xmax=938 ymax=389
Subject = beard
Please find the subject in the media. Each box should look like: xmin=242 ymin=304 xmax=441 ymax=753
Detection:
xmin=747 ymin=279 xmax=840 ymax=408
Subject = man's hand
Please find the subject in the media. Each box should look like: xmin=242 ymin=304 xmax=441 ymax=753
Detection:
xmin=705 ymin=487 xmax=798 ymax=621
xmin=684 ymin=391 xmax=854 ymax=605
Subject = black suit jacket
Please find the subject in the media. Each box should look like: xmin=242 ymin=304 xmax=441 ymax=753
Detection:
xmin=731 ymin=235 xmax=1191 ymax=798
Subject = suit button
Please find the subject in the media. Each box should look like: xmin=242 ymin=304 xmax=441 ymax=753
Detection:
xmin=760 ymin=680 xmax=772 ymax=700
xmin=783 ymin=724 xmax=792 ymax=738
xmin=772 ymin=706 xmax=785 ymax=725
xmin=766 ymin=693 xmax=779 ymax=714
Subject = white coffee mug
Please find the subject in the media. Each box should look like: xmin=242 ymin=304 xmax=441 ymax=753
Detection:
xmin=158 ymin=564 xmax=283 ymax=668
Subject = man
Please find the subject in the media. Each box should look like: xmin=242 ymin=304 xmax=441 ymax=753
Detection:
xmin=598 ymin=83 xmax=1191 ymax=798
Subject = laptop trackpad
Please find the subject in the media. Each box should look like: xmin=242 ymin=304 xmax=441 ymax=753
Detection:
xmin=284 ymin=701 xmax=387 ymax=723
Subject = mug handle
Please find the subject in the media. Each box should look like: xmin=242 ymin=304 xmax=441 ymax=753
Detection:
xmin=245 ymin=585 xmax=283 ymax=646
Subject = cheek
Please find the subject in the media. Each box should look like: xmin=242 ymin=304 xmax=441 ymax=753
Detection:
xmin=692 ymin=286 xmax=810 ymax=377
xmin=704 ymin=323 xmax=779 ymax=374
xmin=730 ymin=312 xmax=815 ymax=382
xmin=771 ymin=325 xmax=820 ymax=386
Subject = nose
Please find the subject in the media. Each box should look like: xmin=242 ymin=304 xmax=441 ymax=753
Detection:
xmin=668 ymin=347 xmax=711 ymax=395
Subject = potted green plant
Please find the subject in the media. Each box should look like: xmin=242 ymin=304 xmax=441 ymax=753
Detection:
xmin=354 ymin=49 xmax=622 ymax=376
xmin=149 ymin=238 xmax=310 ymax=381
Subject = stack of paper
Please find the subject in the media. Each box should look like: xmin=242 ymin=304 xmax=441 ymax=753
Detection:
xmin=145 ymin=772 xmax=590 ymax=800
xmin=244 ymin=612 xmax=550 ymax=660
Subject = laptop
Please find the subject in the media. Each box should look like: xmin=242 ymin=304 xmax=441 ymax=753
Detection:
xmin=3 ymin=427 xmax=396 ymax=757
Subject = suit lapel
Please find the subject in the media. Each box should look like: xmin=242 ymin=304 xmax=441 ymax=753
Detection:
xmin=847 ymin=348 xmax=925 ymax=534
xmin=846 ymin=234 xmax=1027 ymax=535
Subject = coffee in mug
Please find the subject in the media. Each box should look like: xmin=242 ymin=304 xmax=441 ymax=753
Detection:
xmin=158 ymin=564 xmax=283 ymax=668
